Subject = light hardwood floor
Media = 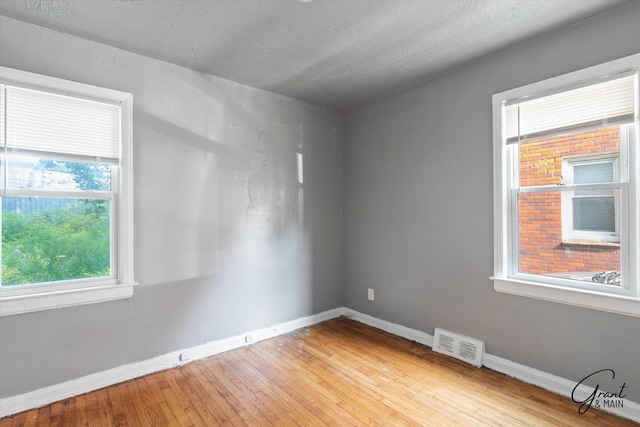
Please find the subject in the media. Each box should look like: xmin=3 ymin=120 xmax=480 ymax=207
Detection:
xmin=1 ymin=317 xmax=637 ymax=426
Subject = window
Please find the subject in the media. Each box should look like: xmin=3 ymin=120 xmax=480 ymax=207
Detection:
xmin=0 ymin=67 xmax=135 ymax=316
xmin=492 ymin=54 xmax=640 ymax=317
xmin=562 ymin=154 xmax=620 ymax=243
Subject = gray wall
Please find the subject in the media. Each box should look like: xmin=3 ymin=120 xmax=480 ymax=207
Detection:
xmin=343 ymin=3 xmax=640 ymax=401
xmin=2 ymin=1 xmax=640 ymax=405
xmin=0 ymin=16 xmax=343 ymax=398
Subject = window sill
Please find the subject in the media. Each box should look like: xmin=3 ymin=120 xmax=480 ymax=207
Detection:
xmin=0 ymin=283 xmax=137 ymax=316
xmin=561 ymin=239 xmax=620 ymax=248
xmin=491 ymin=277 xmax=640 ymax=317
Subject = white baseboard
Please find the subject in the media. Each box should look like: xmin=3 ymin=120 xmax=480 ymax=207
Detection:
xmin=2 ymin=306 xmax=638 ymax=423
xmin=344 ymin=308 xmax=639 ymax=424
xmin=482 ymin=353 xmax=640 ymax=423
xmin=343 ymin=308 xmax=434 ymax=347
xmin=0 ymin=307 xmax=345 ymax=418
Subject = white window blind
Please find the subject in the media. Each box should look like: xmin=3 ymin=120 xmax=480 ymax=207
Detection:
xmin=4 ymin=86 xmax=121 ymax=160
xmin=505 ymin=73 xmax=636 ymax=144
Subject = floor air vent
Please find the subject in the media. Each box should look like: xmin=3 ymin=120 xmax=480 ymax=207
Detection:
xmin=433 ymin=328 xmax=484 ymax=368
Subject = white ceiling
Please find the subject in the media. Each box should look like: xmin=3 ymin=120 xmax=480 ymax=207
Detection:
xmin=0 ymin=0 xmax=630 ymax=110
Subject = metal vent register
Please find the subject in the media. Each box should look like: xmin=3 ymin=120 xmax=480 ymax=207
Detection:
xmin=433 ymin=328 xmax=484 ymax=368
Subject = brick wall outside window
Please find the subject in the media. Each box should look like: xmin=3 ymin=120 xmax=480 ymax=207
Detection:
xmin=518 ymin=126 xmax=620 ymax=276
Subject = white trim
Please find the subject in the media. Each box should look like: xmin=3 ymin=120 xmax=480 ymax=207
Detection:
xmin=0 ymin=307 xmax=345 ymax=417
xmin=0 ymin=67 xmax=128 ymax=103
xmin=1 ymin=307 xmax=638 ymax=423
xmin=561 ymin=154 xmax=621 ymax=242
xmin=344 ymin=309 xmax=639 ymax=423
xmin=482 ymin=353 xmax=640 ymax=423
xmin=493 ymin=277 xmax=640 ymax=317
xmin=118 ymin=92 xmax=134 ymax=286
xmin=494 ymin=54 xmax=640 ymax=111
xmin=0 ymin=67 xmax=135 ymax=312
xmin=492 ymin=53 xmax=640 ymax=310
xmin=0 ymin=283 xmax=136 ymax=316
xmin=343 ymin=308 xmax=433 ymax=347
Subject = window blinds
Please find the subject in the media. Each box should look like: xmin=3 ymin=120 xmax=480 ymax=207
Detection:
xmin=505 ymin=73 xmax=636 ymax=144
xmin=3 ymin=85 xmax=121 ymax=160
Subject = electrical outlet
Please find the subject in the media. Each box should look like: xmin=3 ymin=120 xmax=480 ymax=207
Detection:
xmin=179 ymin=351 xmax=191 ymax=363
xmin=368 ymin=288 xmax=375 ymax=301
xmin=245 ymin=334 xmax=255 ymax=344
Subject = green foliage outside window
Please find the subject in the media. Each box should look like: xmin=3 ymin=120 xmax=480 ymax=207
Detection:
xmin=2 ymin=200 xmax=111 ymax=286
xmin=37 ymin=160 xmax=111 ymax=191
xmin=2 ymin=159 xmax=112 ymax=286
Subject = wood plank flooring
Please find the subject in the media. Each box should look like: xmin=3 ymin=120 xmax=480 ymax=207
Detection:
xmin=1 ymin=317 xmax=637 ymax=426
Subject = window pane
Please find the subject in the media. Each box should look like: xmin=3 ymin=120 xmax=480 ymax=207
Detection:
xmin=518 ymin=191 xmax=620 ymax=285
xmin=574 ymin=161 xmax=613 ymax=184
xmin=6 ymin=156 xmax=112 ymax=191
xmin=573 ymin=161 xmax=616 ymax=197
xmin=2 ymin=198 xmax=111 ymax=286
xmin=573 ymin=197 xmax=615 ymax=232
xmin=519 ymin=126 xmax=620 ymax=187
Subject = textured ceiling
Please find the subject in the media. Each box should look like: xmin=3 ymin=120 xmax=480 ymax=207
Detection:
xmin=0 ymin=0 xmax=631 ymax=110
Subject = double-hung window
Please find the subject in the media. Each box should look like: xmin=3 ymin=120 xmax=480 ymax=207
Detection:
xmin=492 ymin=54 xmax=640 ymax=316
xmin=0 ymin=67 xmax=135 ymax=315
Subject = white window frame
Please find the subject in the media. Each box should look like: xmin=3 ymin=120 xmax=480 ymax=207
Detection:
xmin=561 ymin=153 xmax=620 ymax=243
xmin=0 ymin=67 xmax=136 ymax=316
xmin=491 ymin=54 xmax=640 ymax=317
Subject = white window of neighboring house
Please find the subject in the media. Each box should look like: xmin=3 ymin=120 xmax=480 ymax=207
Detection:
xmin=562 ymin=154 xmax=621 ymax=243
xmin=0 ymin=67 xmax=136 ymax=316
xmin=491 ymin=54 xmax=640 ymax=317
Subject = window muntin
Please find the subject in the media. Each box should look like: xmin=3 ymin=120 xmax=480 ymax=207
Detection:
xmin=492 ymin=54 xmax=640 ymax=316
xmin=0 ymin=67 xmax=134 ymax=315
